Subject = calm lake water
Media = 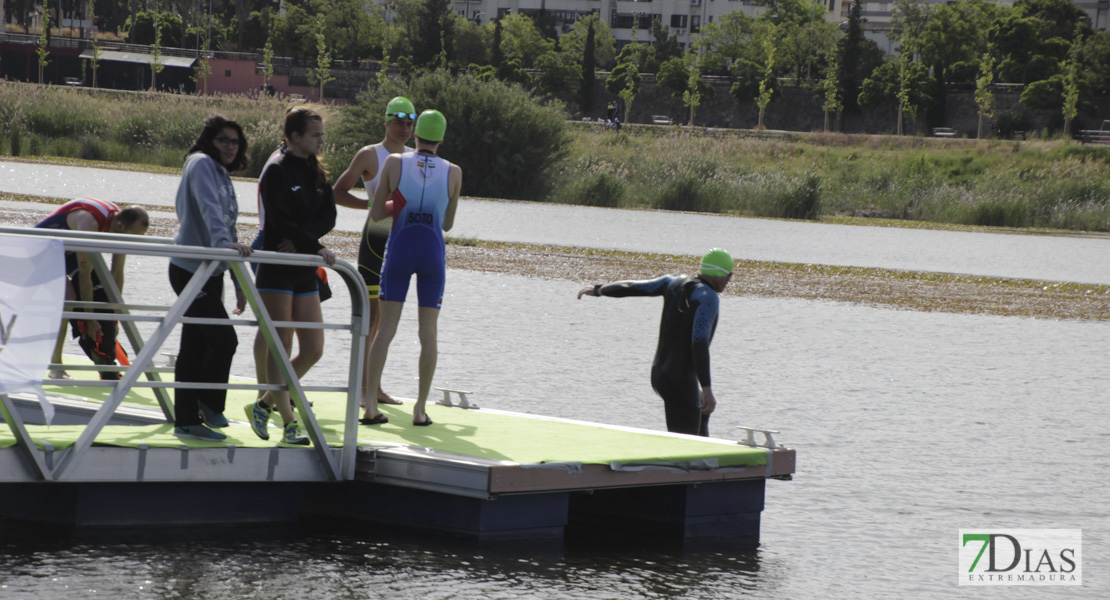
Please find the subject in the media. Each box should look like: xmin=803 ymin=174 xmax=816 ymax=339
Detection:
xmin=1 ymin=163 xmax=1107 ymax=598
xmin=3 ymin=160 xmax=1108 ymax=284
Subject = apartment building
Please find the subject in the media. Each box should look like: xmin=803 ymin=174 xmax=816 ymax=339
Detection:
xmin=454 ymin=0 xmax=814 ymax=48
xmin=453 ymin=0 xmax=1105 ymax=54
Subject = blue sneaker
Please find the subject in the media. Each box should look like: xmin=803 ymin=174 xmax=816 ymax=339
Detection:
xmin=244 ymin=401 xmax=271 ymax=440
xmin=198 ymin=403 xmax=229 ymax=428
xmin=173 ymin=424 xmax=227 ymax=441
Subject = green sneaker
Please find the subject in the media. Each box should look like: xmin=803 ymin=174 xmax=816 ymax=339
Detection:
xmin=244 ymin=401 xmax=272 ymax=440
xmin=281 ymin=420 xmax=310 ymax=446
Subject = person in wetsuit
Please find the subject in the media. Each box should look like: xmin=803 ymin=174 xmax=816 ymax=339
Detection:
xmin=577 ymin=248 xmax=734 ymax=436
xmin=245 ymin=106 xmax=337 ymax=446
xmin=360 ymin=109 xmax=462 ymax=427
xmin=333 ymin=96 xmax=417 ymax=408
xmin=34 ymin=198 xmax=150 ymax=380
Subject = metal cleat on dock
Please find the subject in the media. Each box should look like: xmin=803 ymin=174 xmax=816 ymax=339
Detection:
xmin=434 ymin=387 xmax=478 ymax=409
xmin=736 ymin=426 xmax=785 ymax=449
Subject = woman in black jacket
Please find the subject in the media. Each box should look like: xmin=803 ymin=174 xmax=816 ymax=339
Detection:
xmin=244 ymin=107 xmax=336 ymax=446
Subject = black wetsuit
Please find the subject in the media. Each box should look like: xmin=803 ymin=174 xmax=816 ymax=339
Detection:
xmin=256 ymin=152 xmax=337 ymax=294
xmin=599 ymin=275 xmax=720 ymax=436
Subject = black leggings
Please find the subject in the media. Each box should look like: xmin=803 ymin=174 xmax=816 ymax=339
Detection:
xmin=651 ymin=368 xmax=710 ymax=437
xmin=169 ymin=263 xmax=238 ymax=427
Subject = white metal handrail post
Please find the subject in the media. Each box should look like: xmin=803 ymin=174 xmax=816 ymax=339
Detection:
xmin=0 ymin=393 xmax=53 ymax=481
xmin=51 ymin=259 xmax=219 ymax=480
xmin=87 ymin=251 xmax=175 ymax=421
xmin=337 ymin=265 xmax=369 ymax=481
xmin=228 ymin=262 xmax=340 ymax=480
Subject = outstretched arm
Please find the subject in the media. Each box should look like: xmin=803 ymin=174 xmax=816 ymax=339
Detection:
xmin=577 ymin=276 xmax=674 ymax=300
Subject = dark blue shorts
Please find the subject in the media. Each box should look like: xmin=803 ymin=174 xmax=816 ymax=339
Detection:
xmin=256 ymin=264 xmax=318 ymax=297
xmin=380 ymin=230 xmax=445 ymax=309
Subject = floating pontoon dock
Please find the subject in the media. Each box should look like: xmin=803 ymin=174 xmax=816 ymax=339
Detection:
xmin=0 ymin=227 xmax=794 ymax=542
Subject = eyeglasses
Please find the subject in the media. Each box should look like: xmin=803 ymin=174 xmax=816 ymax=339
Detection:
xmin=387 ymin=112 xmax=417 ymax=121
xmin=214 ymin=136 xmax=241 ymax=147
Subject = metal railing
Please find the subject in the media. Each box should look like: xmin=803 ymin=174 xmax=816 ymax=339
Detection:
xmin=0 ymin=226 xmax=370 ymax=483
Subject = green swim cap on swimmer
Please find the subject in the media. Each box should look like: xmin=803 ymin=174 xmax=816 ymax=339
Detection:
xmin=414 ymin=109 xmax=447 ymax=142
xmin=700 ymin=248 xmax=734 ymax=276
xmin=384 ymin=97 xmax=416 ymax=122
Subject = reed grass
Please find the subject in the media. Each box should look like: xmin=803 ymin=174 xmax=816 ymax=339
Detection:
xmin=3 ymin=81 xmax=1109 ymax=232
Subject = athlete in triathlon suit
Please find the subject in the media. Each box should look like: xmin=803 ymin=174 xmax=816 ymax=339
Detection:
xmin=333 ymin=96 xmax=417 ymax=407
xmin=577 ymin=249 xmax=734 ymax=436
xmin=34 ymin=198 xmax=150 ymax=379
xmin=361 ymin=109 xmax=462 ymax=427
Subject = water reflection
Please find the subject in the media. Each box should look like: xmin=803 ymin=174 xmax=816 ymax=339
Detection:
xmin=0 ymin=519 xmax=765 ymax=600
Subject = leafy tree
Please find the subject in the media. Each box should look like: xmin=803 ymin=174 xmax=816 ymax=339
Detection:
xmin=752 ymin=0 xmax=823 ymax=26
xmin=1013 ymin=0 xmax=1091 ymax=40
xmin=755 ymin=38 xmax=776 ymax=129
xmin=992 ymin=14 xmax=1063 ymax=84
xmin=775 ymin=18 xmax=839 ymax=82
xmin=496 ymin=12 xmax=552 ymax=67
xmin=534 ymin=50 xmax=581 ymax=95
xmin=606 ymin=61 xmax=640 ymax=122
xmin=579 ymin=19 xmax=596 ymax=115
xmin=306 ymin=15 xmax=335 ymax=102
xmin=340 ymin=70 xmax=571 ymax=200
xmin=975 ymin=48 xmax=995 ymax=138
xmin=836 ymin=0 xmax=884 ymax=113
xmin=1019 ymin=75 xmax=1064 ymax=111
xmin=656 ymin=57 xmax=690 ymax=97
xmin=859 ymin=54 xmax=934 ymax=133
xmin=691 ymin=11 xmax=761 ymax=74
xmin=36 ymin=10 xmax=50 ymax=84
xmin=452 ymin=15 xmax=488 ymax=67
xmin=890 ymin=0 xmax=930 ymax=51
xmin=728 ymin=20 xmax=778 ymax=104
xmin=491 ymin=18 xmax=504 ymax=67
xmin=260 ymin=35 xmax=275 ymax=90
xmin=407 ymin=0 xmax=454 ymax=68
xmin=649 ymin=20 xmax=682 ymax=72
xmin=1061 ymin=28 xmax=1081 ymax=138
xmin=150 ymin=23 xmax=165 ymax=91
xmin=819 ymin=53 xmax=843 ymax=131
xmin=1076 ymin=30 xmax=1110 ymax=95
xmin=193 ymin=55 xmax=212 ymax=94
xmin=560 ymin=14 xmax=616 ymax=69
xmin=682 ymin=64 xmax=712 ymax=126
xmin=89 ymin=3 xmax=102 ymax=88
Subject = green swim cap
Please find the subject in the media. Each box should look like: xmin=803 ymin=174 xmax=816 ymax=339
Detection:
xmin=700 ymin=248 xmax=734 ymax=276
xmin=414 ymin=109 xmax=447 ymax=142
xmin=384 ymin=97 xmax=416 ymax=122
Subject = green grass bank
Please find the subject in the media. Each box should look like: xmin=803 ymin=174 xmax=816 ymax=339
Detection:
xmin=3 ymin=81 xmax=1109 ymax=232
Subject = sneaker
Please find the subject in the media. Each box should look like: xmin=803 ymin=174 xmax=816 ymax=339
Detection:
xmin=198 ymin=403 xmax=229 ymax=428
xmin=245 ymin=402 xmax=272 ymax=440
xmin=173 ymin=424 xmax=227 ymax=441
xmin=281 ymin=421 xmax=310 ymax=446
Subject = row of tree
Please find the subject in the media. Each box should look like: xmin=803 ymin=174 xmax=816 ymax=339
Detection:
xmin=12 ymin=0 xmax=1109 ymax=132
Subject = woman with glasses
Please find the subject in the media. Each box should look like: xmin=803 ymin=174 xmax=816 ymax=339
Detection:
xmin=244 ymin=106 xmax=337 ymax=446
xmin=169 ymin=114 xmax=253 ymax=442
xmin=333 ymin=96 xmax=417 ymax=409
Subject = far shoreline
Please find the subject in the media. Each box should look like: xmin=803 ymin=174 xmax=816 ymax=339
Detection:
xmin=2 ymin=199 xmax=1105 ymax=322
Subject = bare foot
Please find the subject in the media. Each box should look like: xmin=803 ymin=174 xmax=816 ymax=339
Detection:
xmin=378 ymin=389 xmax=402 ymax=405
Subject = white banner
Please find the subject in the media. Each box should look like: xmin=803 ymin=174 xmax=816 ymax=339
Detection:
xmin=0 ymin=234 xmax=66 ymax=424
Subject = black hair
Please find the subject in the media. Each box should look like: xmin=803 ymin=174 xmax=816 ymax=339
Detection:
xmin=187 ymin=114 xmax=249 ymax=172
xmin=116 ymin=206 xmax=149 ymax=230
